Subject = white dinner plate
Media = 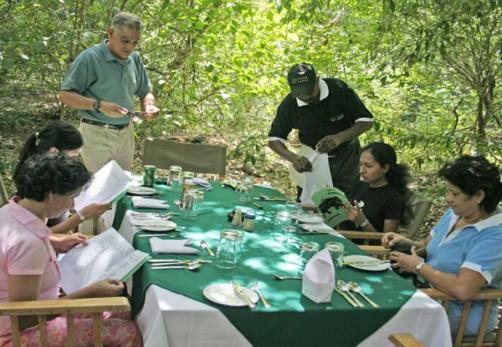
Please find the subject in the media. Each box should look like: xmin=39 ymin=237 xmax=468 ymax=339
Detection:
xmin=203 ymin=283 xmax=259 ymax=307
xmin=136 ymin=220 xmax=177 ymax=232
xmin=127 ymin=186 xmax=157 ymax=196
xmin=297 ymin=214 xmax=324 ymax=224
xmin=343 ymin=255 xmax=390 ymax=272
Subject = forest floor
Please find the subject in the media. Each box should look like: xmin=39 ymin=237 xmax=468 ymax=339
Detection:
xmin=0 ymin=96 xmax=447 ymax=241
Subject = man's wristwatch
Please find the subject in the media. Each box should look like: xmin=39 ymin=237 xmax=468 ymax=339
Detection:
xmin=76 ymin=210 xmax=86 ymax=223
xmin=358 ymin=219 xmax=370 ymax=228
xmin=94 ymin=99 xmax=101 ymax=112
xmin=415 ymin=262 xmax=425 ymax=274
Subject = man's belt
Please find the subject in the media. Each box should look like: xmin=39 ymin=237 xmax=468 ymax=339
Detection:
xmin=81 ymin=118 xmax=129 ymax=130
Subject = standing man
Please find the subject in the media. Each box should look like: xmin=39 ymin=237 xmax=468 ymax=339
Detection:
xmin=59 ymin=12 xmax=159 ymax=173
xmin=268 ymin=63 xmax=374 ymax=197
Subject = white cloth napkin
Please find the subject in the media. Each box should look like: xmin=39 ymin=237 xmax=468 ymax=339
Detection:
xmin=301 ymin=222 xmax=335 ymax=234
xmin=191 ymin=178 xmax=212 ymax=189
xmin=131 ymin=197 xmax=169 ymax=209
xmin=149 ymin=238 xmax=200 ymax=254
xmin=302 ymin=249 xmax=335 ymax=303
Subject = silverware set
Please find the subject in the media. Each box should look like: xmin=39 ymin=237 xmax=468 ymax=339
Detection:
xmin=149 ymin=258 xmax=211 ymax=271
xmin=335 ymin=280 xmax=379 ymax=308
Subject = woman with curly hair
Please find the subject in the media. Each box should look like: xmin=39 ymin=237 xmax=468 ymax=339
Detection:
xmin=383 ymin=155 xmax=502 ymax=335
xmin=0 ymin=153 xmax=142 ymax=346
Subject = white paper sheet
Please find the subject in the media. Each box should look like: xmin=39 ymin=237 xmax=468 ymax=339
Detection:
xmin=74 ymin=160 xmax=129 ymax=211
xmin=58 ymin=228 xmax=149 ymax=294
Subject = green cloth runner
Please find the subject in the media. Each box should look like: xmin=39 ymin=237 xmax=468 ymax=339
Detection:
xmin=114 ymin=183 xmax=416 ymax=347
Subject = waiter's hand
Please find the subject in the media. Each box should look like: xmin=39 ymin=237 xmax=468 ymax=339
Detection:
xmin=143 ymin=104 xmax=160 ymax=119
xmin=316 ymin=134 xmax=344 ymax=153
xmin=292 ymin=155 xmax=312 ymax=173
xmin=99 ymin=101 xmax=128 ymax=117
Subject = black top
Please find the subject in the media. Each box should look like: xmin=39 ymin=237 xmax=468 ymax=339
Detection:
xmin=339 ymin=181 xmax=405 ymax=232
xmin=268 ymin=78 xmax=373 ymax=155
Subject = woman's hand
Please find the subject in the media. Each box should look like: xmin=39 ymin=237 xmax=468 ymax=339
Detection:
xmin=381 ymin=232 xmax=405 ymax=248
xmin=342 ymin=200 xmax=368 ymax=226
xmin=79 ymin=203 xmax=111 ymax=220
xmin=89 ymin=279 xmax=125 ymax=297
xmin=389 ymin=246 xmax=423 ymax=273
xmin=50 ymin=233 xmax=88 ymax=253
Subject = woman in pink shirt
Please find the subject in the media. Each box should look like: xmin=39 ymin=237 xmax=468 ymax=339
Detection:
xmin=0 ymin=153 xmax=141 ymax=347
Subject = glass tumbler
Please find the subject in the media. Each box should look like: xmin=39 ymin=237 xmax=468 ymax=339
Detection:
xmin=215 ymin=230 xmax=239 ymax=269
xmin=325 ymin=241 xmax=345 ymax=268
xmin=298 ymin=241 xmax=320 ymax=274
xmin=168 ymin=165 xmax=183 ymax=186
xmin=274 ymin=211 xmax=291 ymax=243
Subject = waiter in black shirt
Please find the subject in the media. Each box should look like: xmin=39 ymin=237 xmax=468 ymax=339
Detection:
xmin=268 ymin=63 xmax=374 ymax=197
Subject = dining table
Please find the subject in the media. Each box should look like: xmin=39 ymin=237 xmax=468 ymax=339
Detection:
xmin=112 ymin=180 xmax=452 ymax=347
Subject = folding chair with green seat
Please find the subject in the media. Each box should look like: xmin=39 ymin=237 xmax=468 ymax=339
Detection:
xmin=143 ymin=138 xmax=227 ymax=176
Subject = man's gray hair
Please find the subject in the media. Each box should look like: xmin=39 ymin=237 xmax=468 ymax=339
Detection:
xmin=112 ymin=12 xmax=142 ymax=32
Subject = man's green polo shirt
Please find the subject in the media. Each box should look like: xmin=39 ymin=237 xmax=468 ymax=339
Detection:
xmin=61 ymin=41 xmax=152 ymax=125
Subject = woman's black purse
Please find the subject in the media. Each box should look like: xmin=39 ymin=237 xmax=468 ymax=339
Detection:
xmin=390 ymin=242 xmax=429 ymax=288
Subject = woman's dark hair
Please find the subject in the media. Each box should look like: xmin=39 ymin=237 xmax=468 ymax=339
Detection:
xmin=439 ymin=155 xmax=502 ymax=213
xmin=14 ymin=120 xmax=83 ymax=181
xmin=15 ymin=153 xmax=92 ymax=202
xmin=362 ymin=142 xmax=409 ymax=195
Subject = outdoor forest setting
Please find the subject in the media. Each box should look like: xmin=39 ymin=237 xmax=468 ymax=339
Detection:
xmin=0 ymin=1 xmax=501 ymax=346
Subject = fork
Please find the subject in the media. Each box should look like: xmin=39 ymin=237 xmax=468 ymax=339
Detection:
xmin=200 ymin=240 xmax=214 ymax=256
xmin=337 ymin=280 xmax=364 ymax=307
xmin=250 ymin=281 xmax=271 ymax=308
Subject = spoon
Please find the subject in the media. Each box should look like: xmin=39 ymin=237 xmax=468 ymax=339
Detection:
xmin=272 ymin=273 xmax=302 ymax=280
xmin=200 ymin=240 xmax=214 ymax=256
xmin=250 ymin=281 xmax=271 ymax=308
xmin=337 ymin=280 xmax=364 ymax=307
xmin=150 ymin=261 xmax=203 ymax=271
xmin=347 ymin=282 xmax=379 ymax=308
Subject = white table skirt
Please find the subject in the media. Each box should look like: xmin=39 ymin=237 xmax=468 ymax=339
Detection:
xmin=118 ymin=211 xmax=452 ymax=347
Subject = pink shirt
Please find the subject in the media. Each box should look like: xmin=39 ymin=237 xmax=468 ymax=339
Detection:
xmin=0 ymin=199 xmax=60 ymax=337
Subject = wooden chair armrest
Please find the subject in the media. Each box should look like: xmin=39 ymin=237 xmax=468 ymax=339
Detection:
xmin=389 ymin=333 xmax=424 ymax=347
xmin=338 ymin=230 xmax=383 ymax=240
xmin=0 ymin=297 xmax=130 ymax=316
xmin=421 ymin=287 xmax=502 ymax=301
xmin=359 ymin=245 xmax=390 ymax=256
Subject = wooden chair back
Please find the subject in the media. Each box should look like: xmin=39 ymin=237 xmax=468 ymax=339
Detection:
xmin=422 ymin=288 xmax=502 ymax=347
xmin=401 ymin=191 xmax=432 ymax=237
xmin=0 ymin=297 xmax=130 ymax=347
xmin=143 ymin=138 xmax=227 ymax=175
xmin=0 ymin=174 xmax=9 ymax=206
xmin=389 ymin=333 xmax=424 ymax=347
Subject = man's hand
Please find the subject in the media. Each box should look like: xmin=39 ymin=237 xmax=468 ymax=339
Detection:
xmin=143 ymin=104 xmax=160 ymax=119
xmin=316 ymin=134 xmax=345 ymax=153
xmin=99 ymin=101 xmax=128 ymax=117
xmin=292 ymin=155 xmax=312 ymax=173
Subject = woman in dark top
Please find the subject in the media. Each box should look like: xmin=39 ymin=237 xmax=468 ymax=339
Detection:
xmin=340 ymin=142 xmax=408 ymax=232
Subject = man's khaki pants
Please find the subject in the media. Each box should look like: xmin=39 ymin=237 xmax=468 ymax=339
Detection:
xmin=79 ymin=120 xmax=135 ymax=173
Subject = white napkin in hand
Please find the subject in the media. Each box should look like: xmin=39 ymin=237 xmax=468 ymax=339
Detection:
xmin=149 ymin=238 xmax=200 ymax=254
xmin=132 ymin=197 xmax=169 ymax=209
xmin=302 ymin=249 xmax=335 ymax=303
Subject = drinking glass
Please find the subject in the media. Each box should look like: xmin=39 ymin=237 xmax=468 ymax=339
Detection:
xmin=298 ymin=241 xmax=320 ymax=274
xmin=215 ymin=230 xmax=239 ymax=269
xmin=237 ymin=176 xmax=253 ymax=203
xmin=168 ymin=165 xmax=183 ymax=186
xmin=274 ymin=211 xmax=290 ymax=243
xmin=325 ymin=241 xmax=345 ymax=268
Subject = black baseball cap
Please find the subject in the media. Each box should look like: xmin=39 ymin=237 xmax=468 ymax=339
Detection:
xmin=287 ymin=63 xmax=317 ymax=96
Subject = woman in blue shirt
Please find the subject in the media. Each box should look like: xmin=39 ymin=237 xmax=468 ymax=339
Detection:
xmin=382 ymin=155 xmax=502 ymax=335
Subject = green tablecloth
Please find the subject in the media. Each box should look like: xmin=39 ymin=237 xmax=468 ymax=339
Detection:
xmin=114 ymin=183 xmax=416 ymax=347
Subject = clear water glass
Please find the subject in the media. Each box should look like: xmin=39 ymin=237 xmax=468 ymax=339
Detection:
xmin=168 ymin=165 xmax=183 ymax=186
xmin=298 ymin=241 xmax=320 ymax=274
xmin=215 ymin=230 xmax=239 ymax=269
xmin=274 ymin=211 xmax=290 ymax=242
xmin=325 ymin=241 xmax=345 ymax=268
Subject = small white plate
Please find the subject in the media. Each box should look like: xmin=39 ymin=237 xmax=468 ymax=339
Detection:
xmin=297 ymin=214 xmax=324 ymax=224
xmin=343 ymin=255 xmax=390 ymax=272
xmin=127 ymin=186 xmax=157 ymax=196
xmin=203 ymin=283 xmax=259 ymax=307
xmin=137 ymin=220 xmax=177 ymax=232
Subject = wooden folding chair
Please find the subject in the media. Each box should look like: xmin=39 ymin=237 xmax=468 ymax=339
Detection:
xmin=0 ymin=297 xmax=130 ymax=347
xmin=0 ymin=173 xmax=9 ymax=206
xmin=143 ymin=138 xmax=227 ymax=175
xmin=389 ymin=333 xmax=424 ymax=347
xmin=422 ymin=288 xmax=502 ymax=347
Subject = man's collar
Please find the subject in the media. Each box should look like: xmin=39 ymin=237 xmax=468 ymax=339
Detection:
xmin=101 ymin=40 xmax=131 ymax=63
xmin=296 ymin=78 xmax=329 ymax=107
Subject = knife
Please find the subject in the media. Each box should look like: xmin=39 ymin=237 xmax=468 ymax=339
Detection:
xmin=231 ymin=281 xmax=256 ymax=309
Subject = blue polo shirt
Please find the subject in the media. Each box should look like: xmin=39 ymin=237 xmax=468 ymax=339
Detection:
xmin=61 ymin=41 xmax=152 ymax=125
xmin=426 ymin=208 xmax=502 ymax=335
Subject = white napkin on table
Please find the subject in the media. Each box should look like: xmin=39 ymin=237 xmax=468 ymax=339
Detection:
xmin=191 ymin=178 xmax=212 ymax=189
xmin=301 ymin=222 xmax=335 ymax=234
xmin=131 ymin=197 xmax=169 ymax=209
xmin=149 ymin=238 xmax=200 ymax=254
xmin=302 ymin=249 xmax=335 ymax=303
